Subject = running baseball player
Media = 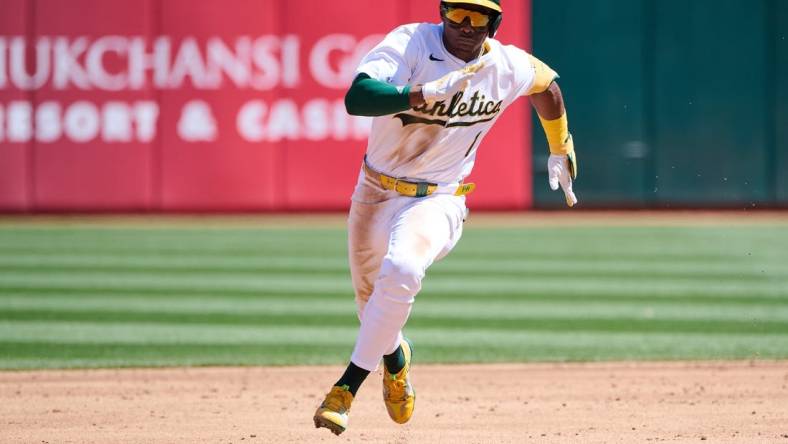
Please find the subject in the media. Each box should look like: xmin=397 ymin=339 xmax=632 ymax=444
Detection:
xmin=313 ymin=0 xmax=577 ymax=435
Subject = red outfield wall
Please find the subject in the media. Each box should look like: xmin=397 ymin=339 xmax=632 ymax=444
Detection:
xmin=0 ymin=0 xmax=531 ymax=212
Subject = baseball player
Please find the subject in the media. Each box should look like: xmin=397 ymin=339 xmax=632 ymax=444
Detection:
xmin=314 ymin=0 xmax=577 ymax=435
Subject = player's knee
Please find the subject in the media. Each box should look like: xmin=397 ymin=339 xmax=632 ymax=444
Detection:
xmin=377 ymin=256 xmax=424 ymax=303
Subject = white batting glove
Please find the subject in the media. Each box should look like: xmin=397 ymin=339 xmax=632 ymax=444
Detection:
xmin=548 ymin=153 xmax=578 ymax=207
xmin=422 ymin=62 xmax=485 ymax=103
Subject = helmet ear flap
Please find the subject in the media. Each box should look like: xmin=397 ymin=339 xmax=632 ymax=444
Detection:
xmin=489 ymin=13 xmax=502 ymax=37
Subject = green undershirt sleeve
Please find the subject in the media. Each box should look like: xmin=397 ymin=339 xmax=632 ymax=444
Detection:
xmin=344 ymin=73 xmax=413 ymax=117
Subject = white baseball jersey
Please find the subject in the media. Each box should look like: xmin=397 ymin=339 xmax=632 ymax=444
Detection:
xmin=356 ymin=22 xmax=536 ymax=184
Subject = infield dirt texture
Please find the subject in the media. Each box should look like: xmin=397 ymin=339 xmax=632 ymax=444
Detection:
xmin=1 ymin=211 xmax=787 ymax=443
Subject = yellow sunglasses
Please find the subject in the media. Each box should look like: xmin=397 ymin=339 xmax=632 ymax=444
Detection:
xmin=443 ymin=6 xmax=492 ymax=28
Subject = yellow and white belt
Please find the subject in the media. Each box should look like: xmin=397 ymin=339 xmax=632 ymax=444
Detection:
xmin=362 ymin=160 xmax=476 ymax=198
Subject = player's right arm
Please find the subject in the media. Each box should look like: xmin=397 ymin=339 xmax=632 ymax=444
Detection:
xmin=345 ymin=24 xmax=482 ymax=117
xmin=344 ymin=24 xmax=422 ymax=117
xmin=344 ymin=74 xmax=426 ymax=117
xmin=346 ymin=64 xmax=484 ymax=117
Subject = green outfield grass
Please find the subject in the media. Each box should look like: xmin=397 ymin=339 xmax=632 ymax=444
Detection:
xmin=1 ymin=215 xmax=787 ymax=369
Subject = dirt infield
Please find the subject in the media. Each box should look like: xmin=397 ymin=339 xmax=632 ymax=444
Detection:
xmin=2 ymin=362 xmax=787 ymax=444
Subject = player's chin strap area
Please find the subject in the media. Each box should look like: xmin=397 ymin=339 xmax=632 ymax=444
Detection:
xmin=363 ymin=157 xmax=476 ymax=198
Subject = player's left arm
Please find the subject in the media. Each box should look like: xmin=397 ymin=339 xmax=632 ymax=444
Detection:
xmin=526 ymin=55 xmax=578 ymax=207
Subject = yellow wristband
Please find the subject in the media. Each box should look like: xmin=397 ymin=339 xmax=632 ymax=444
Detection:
xmin=538 ymin=112 xmax=574 ymax=155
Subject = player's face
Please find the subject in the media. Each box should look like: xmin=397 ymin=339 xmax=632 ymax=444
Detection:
xmin=440 ymin=4 xmax=492 ymax=60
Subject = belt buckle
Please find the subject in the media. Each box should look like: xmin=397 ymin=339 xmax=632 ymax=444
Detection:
xmin=378 ymin=173 xmax=396 ymax=192
xmin=392 ymin=179 xmax=405 ymax=195
xmin=372 ymin=166 xmax=432 ymax=198
xmin=394 ymin=179 xmax=413 ymax=197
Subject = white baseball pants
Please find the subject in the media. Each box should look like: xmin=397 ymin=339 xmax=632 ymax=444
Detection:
xmin=347 ymin=168 xmax=467 ymax=371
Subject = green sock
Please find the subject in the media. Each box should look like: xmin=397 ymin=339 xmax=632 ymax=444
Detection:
xmin=334 ymin=362 xmax=370 ymax=396
xmin=383 ymin=345 xmax=406 ymax=375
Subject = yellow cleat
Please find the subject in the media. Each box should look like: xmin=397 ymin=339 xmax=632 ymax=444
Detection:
xmin=383 ymin=338 xmax=416 ymax=424
xmin=313 ymin=385 xmax=354 ymax=436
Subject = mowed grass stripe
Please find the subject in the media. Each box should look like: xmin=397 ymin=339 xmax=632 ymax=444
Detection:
xmin=0 ymin=229 xmax=346 ymax=254
xmin=3 ymin=295 xmax=788 ymax=323
xmin=1 ymin=264 xmax=784 ymax=284
xmin=0 ymin=254 xmax=349 ymax=273
xmin=1 ymin=271 xmax=785 ymax=298
xmin=0 ymin=343 xmax=355 ymax=369
xmin=0 ymin=341 xmax=780 ymax=370
xmin=2 ymin=227 xmax=785 ymax=259
xmin=1 ymin=325 xmax=786 ymax=369
xmin=2 ymin=287 xmax=784 ymax=307
xmin=0 ymin=256 xmax=785 ymax=282
xmin=0 ymin=321 xmax=356 ymax=345
xmin=2 ymin=321 xmax=787 ymax=349
xmin=0 ymin=251 xmax=785 ymax=272
xmin=1 ymin=310 xmax=785 ymax=334
xmin=1 ymin=247 xmax=779 ymax=266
